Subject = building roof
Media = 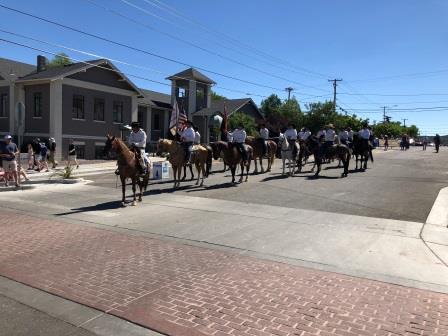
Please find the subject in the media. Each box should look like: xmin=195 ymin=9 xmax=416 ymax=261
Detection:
xmin=16 ymin=58 xmax=142 ymax=95
xmin=138 ymin=88 xmax=172 ymax=109
xmin=166 ymin=67 xmax=216 ymax=85
xmin=0 ymin=58 xmax=36 ymax=80
xmin=194 ymin=98 xmax=263 ymax=119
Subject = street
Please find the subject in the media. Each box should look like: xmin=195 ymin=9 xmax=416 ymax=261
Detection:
xmin=1 ymin=147 xmax=448 ymax=336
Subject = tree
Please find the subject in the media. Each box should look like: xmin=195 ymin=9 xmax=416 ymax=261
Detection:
xmin=260 ymin=94 xmax=282 ymax=117
xmin=48 ymin=53 xmax=72 ymax=68
xmin=211 ymin=91 xmax=227 ymax=101
xmin=228 ymin=112 xmax=257 ymax=136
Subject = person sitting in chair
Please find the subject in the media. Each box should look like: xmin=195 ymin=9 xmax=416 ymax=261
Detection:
xmin=228 ymin=123 xmax=248 ymax=165
xmin=259 ymin=123 xmax=269 ymax=157
xmin=179 ymin=120 xmax=195 ymax=165
xmin=128 ymin=122 xmax=148 ymax=175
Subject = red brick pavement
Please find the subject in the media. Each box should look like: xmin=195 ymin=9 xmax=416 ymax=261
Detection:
xmin=1 ymin=211 xmax=448 ymax=336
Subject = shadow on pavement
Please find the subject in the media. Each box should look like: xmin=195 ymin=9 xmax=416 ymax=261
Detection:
xmin=54 ymin=200 xmax=124 ymax=216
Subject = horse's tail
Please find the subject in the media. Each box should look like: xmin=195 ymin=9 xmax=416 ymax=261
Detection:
xmin=206 ymin=147 xmax=212 ymax=177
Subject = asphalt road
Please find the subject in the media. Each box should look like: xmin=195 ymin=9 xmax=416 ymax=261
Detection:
xmin=88 ymin=147 xmax=448 ymax=223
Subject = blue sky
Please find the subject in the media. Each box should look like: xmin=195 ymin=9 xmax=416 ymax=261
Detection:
xmin=0 ymin=0 xmax=447 ymax=134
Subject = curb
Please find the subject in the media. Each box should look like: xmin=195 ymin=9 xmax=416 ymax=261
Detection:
xmin=422 ymin=186 xmax=448 ymax=266
xmin=0 ymin=276 xmax=163 ymax=336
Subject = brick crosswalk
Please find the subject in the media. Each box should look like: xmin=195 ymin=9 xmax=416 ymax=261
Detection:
xmin=1 ymin=211 xmax=447 ymax=336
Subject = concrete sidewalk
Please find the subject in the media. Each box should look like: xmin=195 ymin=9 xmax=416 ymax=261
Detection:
xmin=1 ymin=210 xmax=447 ymax=336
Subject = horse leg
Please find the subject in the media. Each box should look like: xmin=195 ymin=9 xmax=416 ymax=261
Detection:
xmin=173 ymin=166 xmax=178 ymax=188
xmin=131 ymin=179 xmax=137 ymax=206
xmin=282 ymin=157 xmax=286 ymax=175
xmin=292 ymin=158 xmax=296 ymax=176
xmin=239 ymin=163 xmax=244 ymax=183
xmin=297 ymin=151 xmax=303 ymax=173
xmin=190 ymin=164 xmax=194 ymax=181
xmin=121 ymin=176 xmax=126 ymax=207
xmin=245 ymin=160 xmax=250 ymax=182
xmin=231 ymin=166 xmax=236 ymax=184
xmin=195 ymin=162 xmax=200 ymax=186
xmin=181 ymin=165 xmax=186 ymax=181
xmin=253 ymin=159 xmax=258 ymax=174
xmin=260 ymin=157 xmax=264 ymax=174
xmin=200 ymin=163 xmax=205 ymax=186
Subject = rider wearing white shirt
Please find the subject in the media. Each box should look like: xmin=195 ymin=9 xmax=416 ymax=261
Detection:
xmin=179 ymin=121 xmax=195 ymax=163
xmin=339 ymin=129 xmax=349 ymax=145
xmin=128 ymin=122 xmax=148 ymax=174
xmin=358 ymin=126 xmax=371 ymax=140
xmin=194 ymin=127 xmax=201 ymax=145
xmin=317 ymin=128 xmax=326 ymax=141
xmin=259 ymin=123 xmax=269 ymax=157
xmin=228 ymin=124 xmax=248 ymax=164
xmin=284 ymin=123 xmax=298 ymax=157
xmin=299 ymin=128 xmax=311 ymax=141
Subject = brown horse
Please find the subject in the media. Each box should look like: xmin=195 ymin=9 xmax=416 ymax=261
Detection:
xmin=245 ymin=136 xmax=277 ymax=174
xmin=157 ymin=139 xmax=208 ymax=188
xmin=104 ymin=135 xmax=150 ymax=206
xmin=210 ymin=141 xmax=253 ymax=184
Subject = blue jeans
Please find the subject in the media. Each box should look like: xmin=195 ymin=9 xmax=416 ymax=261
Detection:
xmin=182 ymin=142 xmax=193 ymax=162
xmin=235 ymin=143 xmax=248 ymax=161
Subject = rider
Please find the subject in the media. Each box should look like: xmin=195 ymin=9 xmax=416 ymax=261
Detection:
xmin=322 ymin=124 xmax=336 ymax=157
xmin=299 ymin=127 xmax=311 ymax=142
xmin=179 ymin=120 xmax=196 ymax=164
xmin=317 ymin=126 xmax=326 ymax=142
xmin=358 ymin=123 xmax=371 ymax=148
xmin=338 ymin=128 xmax=349 ymax=145
xmin=128 ymin=122 xmax=148 ymax=175
xmin=284 ymin=123 xmax=298 ymax=158
xmin=194 ymin=126 xmax=201 ymax=145
xmin=259 ymin=123 xmax=269 ymax=157
xmin=228 ymin=123 xmax=248 ymax=165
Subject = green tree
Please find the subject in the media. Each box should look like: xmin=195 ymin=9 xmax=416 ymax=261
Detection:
xmin=404 ymin=125 xmax=419 ymax=138
xmin=260 ymin=94 xmax=282 ymax=117
xmin=211 ymin=91 xmax=227 ymax=101
xmin=228 ymin=111 xmax=257 ymax=136
xmin=48 ymin=53 xmax=72 ymax=68
xmin=373 ymin=122 xmax=404 ymax=138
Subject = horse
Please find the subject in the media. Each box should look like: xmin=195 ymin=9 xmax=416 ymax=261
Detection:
xmin=104 ymin=135 xmax=150 ymax=206
xmin=181 ymin=144 xmax=213 ymax=180
xmin=305 ymin=136 xmax=351 ymax=177
xmin=352 ymin=134 xmax=373 ymax=170
xmin=277 ymin=135 xmax=298 ymax=176
xmin=297 ymin=139 xmax=312 ymax=173
xmin=157 ymin=139 xmax=208 ymax=188
xmin=210 ymin=141 xmax=253 ymax=184
xmin=245 ymin=136 xmax=277 ymax=174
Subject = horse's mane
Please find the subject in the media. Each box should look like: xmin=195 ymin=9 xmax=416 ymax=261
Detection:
xmin=114 ymin=138 xmax=134 ymax=162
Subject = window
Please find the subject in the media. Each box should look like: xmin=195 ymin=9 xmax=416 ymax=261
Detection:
xmin=113 ymin=101 xmax=123 ymax=123
xmin=154 ymin=113 xmax=160 ymax=130
xmin=95 ymin=146 xmax=105 ymax=159
xmin=0 ymin=94 xmax=7 ymax=117
xmin=72 ymin=95 xmax=85 ymax=119
xmin=178 ymin=87 xmax=186 ymax=98
xmin=76 ymin=145 xmax=85 ymax=159
xmin=33 ymin=92 xmax=42 ymax=118
xmin=94 ymin=98 xmax=105 ymax=121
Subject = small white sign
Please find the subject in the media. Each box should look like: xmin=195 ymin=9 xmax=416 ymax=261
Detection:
xmin=153 ymin=161 xmax=170 ymax=180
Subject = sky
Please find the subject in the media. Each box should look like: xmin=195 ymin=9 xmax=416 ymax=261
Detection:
xmin=0 ymin=0 xmax=447 ymax=135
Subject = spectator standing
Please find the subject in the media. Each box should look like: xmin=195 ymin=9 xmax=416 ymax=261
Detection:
xmin=1 ymin=135 xmax=20 ymax=187
xmin=39 ymin=141 xmax=50 ymax=172
xmin=434 ymin=134 xmax=441 ymax=153
xmin=48 ymin=138 xmax=58 ymax=169
xmin=68 ymin=139 xmax=79 ymax=168
xmin=27 ymin=143 xmax=34 ymax=170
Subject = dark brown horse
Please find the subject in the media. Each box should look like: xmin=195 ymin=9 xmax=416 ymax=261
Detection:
xmin=305 ymin=136 xmax=351 ymax=177
xmin=352 ymin=134 xmax=373 ymax=170
xmin=245 ymin=136 xmax=277 ymax=174
xmin=104 ymin=135 xmax=150 ymax=206
xmin=210 ymin=141 xmax=253 ymax=184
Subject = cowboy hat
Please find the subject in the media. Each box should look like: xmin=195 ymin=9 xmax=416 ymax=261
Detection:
xmin=326 ymin=124 xmax=335 ymax=129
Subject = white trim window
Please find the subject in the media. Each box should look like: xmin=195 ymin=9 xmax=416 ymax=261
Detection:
xmin=94 ymin=98 xmax=105 ymax=121
xmin=0 ymin=93 xmax=7 ymax=118
xmin=33 ymin=92 xmax=43 ymax=118
xmin=72 ymin=94 xmax=85 ymax=120
xmin=113 ymin=101 xmax=123 ymax=123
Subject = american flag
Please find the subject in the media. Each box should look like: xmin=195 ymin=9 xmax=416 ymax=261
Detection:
xmin=169 ymin=100 xmax=188 ymax=135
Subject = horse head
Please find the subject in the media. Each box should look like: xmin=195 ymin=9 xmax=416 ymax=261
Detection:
xmin=209 ymin=142 xmax=222 ymax=160
xmin=103 ymin=134 xmax=116 ymax=157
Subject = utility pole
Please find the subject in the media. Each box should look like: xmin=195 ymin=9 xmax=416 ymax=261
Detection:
xmin=285 ymin=87 xmax=294 ymax=101
xmin=383 ymin=106 xmax=386 ymax=123
xmin=402 ymin=118 xmax=408 ymax=127
xmin=328 ymin=79 xmax=342 ymax=113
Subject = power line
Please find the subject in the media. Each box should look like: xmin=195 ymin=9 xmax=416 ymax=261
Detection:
xmin=0 ymin=3 xmax=326 ymax=96
xmin=339 ymin=92 xmax=448 ymax=97
xmin=96 ymin=0 xmax=328 ymax=92
xmin=140 ymin=0 xmax=330 ymax=79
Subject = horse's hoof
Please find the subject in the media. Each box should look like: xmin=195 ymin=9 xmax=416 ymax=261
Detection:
xmin=131 ymin=201 xmax=137 ymax=206
xmin=121 ymin=202 xmax=126 ymax=207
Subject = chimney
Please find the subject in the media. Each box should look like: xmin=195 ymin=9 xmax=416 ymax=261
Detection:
xmin=36 ymin=55 xmax=48 ymax=72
